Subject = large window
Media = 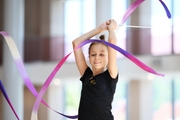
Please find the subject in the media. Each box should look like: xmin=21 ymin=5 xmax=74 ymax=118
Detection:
xmin=151 ymin=0 xmax=172 ymax=55
xmin=152 ymin=78 xmax=172 ymax=120
xmin=173 ymin=0 xmax=180 ymax=54
xmin=151 ymin=0 xmax=180 ymax=55
xmin=64 ymin=0 xmax=127 ymax=62
xmin=112 ymin=80 xmax=127 ymax=120
xmin=111 ymin=0 xmax=126 ymax=58
xmin=174 ymin=78 xmax=180 ymax=119
xmin=152 ymin=77 xmax=180 ymax=120
xmin=64 ymin=0 xmax=96 ymax=62
xmin=64 ymin=80 xmax=81 ymax=116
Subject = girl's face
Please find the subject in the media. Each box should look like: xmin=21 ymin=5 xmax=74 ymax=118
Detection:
xmin=89 ymin=43 xmax=108 ymax=70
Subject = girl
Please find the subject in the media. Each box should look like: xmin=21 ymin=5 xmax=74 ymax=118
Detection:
xmin=72 ymin=19 xmax=119 ymax=120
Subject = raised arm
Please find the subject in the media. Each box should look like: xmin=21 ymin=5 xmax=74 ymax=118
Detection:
xmin=72 ymin=22 xmax=108 ymax=76
xmin=107 ymin=19 xmax=118 ymax=79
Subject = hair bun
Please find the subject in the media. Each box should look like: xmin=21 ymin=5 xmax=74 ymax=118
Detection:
xmin=99 ymin=35 xmax=105 ymax=40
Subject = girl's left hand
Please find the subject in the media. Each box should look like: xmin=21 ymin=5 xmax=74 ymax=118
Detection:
xmin=107 ymin=19 xmax=117 ymax=31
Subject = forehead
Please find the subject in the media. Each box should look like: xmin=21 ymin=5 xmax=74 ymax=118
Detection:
xmin=90 ymin=43 xmax=107 ymax=52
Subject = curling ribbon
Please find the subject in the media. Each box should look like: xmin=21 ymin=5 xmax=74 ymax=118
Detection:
xmin=0 ymin=31 xmax=78 ymax=119
xmin=120 ymin=0 xmax=145 ymax=25
xmin=0 ymin=31 xmax=164 ymax=120
xmin=31 ymin=39 xmax=164 ymax=119
xmin=0 ymin=80 xmax=20 ymax=120
xmin=0 ymin=0 xmax=171 ymax=119
xmin=120 ymin=0 xmax=171 ymax=26
xmin=159 ymin=0 xmax=171 ymax=18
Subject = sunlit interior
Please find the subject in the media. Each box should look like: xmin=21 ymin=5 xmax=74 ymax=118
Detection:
xmin=0 ymin=0 xmax=180 ymax=120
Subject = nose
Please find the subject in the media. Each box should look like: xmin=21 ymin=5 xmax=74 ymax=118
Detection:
xmin=95 ymin=55 xmax=99 ymax=59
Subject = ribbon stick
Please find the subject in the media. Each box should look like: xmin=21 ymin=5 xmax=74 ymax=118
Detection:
xmin=159 ymin=0 xmax=171 ymax=19
xmin=0 ymin=80 xmax=20 ymax=120
xmin=119 ymin=25 xmax=152 ymax=28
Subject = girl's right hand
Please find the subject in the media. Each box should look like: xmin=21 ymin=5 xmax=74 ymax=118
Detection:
xmin=98 ymin=20 xmax=109 ymax=31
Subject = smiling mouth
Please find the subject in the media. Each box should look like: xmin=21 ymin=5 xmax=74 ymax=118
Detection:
xmin=94 ymin=62 xmax=101 ymax=64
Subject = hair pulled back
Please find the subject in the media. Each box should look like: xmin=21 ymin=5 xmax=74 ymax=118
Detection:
xmin=88 ymin=35 xmax=106 ymax=55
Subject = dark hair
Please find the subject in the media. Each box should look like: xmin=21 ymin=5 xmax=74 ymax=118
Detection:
xmin=88 ymin=35 xmax=106 ymax=55
xmin=99 ymin=35 xmax=105 ymax=40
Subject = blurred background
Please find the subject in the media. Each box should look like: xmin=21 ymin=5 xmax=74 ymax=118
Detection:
xmin=0 ymin=0 xmax=180 ymax=120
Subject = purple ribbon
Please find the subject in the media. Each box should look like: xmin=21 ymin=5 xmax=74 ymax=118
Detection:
xmin=159 ymin=0 xmax=171 ymax=18
xmin=0 ymin=0 xmax=171 ymax=119
xmin=121 ymin=0 xmax=145 ymax=25
xmin=31 ymin=39 xmax=164 ymax=119
xmin=121 ymin=0 xmax=171 ymax=25
xmin=0 ymin=31 xmax=78 ymax=119
xmin=0 ymin=32 xmax=164 ymax=120
xmin=0 ymin=80 xmax=20 ymax=120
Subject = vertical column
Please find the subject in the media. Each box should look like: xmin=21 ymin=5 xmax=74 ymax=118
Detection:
xmin=2 ymin=0 xmax=24 ymax=120
xmin=49 ymin=0 xmax=65 ymax=60
xmin=126 ymin=0 xmax=151 ymax=55
xmin=127 ymin=80 xmax=153 ymax=120
xmin=48 ymin=83 xmax=64 ymax=120
xmin=127 ymin=80 xmax=140 ymax=120
xmin=96 ymin=0 xmax=112 ymax=38
xmin=139 ymin=80 xmax=153 ymax=120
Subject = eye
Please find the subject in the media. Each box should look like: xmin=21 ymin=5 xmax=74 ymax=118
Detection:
xmin=100 ymin=53 xmax=104 ymax=56
xmin=91 ymin=54 xmax=96 ymax=56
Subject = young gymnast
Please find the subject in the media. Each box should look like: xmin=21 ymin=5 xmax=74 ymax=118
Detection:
xmin=72 ymin=19 xmax=119 ymax=120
